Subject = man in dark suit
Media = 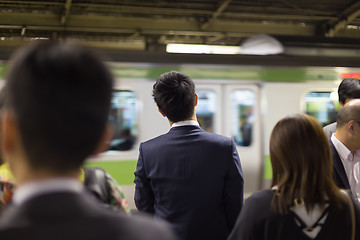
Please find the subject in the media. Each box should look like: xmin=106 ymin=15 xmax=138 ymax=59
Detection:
xmin=134 ymin=71 xmax=244 ymax=240
xmin=330 ymin=99 xmax=360 ymax=204
xmin=0 ymin=42 xmax=174 ymax=240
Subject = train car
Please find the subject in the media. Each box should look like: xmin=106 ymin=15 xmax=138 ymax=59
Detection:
xmin=0 ymin=62 xmax=347 ymax=210
xmin=82 ymin=62 xmax=349 ymax=210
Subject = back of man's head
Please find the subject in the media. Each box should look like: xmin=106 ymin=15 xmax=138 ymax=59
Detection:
xmin=5 ymin=42 xmax=113 ymax=173
xmin=338 ymin=78 xmax=360 ymax=105
xmin=337 ymin=99 xmax=360 ymax=128
xmin=153 ymin=71 xmax=195 ymax=123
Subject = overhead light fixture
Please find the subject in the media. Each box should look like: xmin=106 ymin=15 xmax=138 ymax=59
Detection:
xmin=166 ymin=44 xmax=241 ymax=54
xmin=240 ymin=34 xmax=284 ymax=55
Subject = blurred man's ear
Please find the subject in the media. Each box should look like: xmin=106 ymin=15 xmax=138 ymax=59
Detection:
xmin=1 ymin=110 xmax=25 ymax=178
xmin=1 ymin=111 xmax=17 ymax=156
xmin=93 ymin=124 xmax=114 ymax=155
xmin=194 ymin=93 xmax=198 ymax=106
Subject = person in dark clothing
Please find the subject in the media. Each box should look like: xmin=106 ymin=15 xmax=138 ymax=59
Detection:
xmin=330 ymin=99 xmax=360 ymax=203
xmin=229 ymin=114 xmax=360 ymax=240
xmin=323 ymin=78 xmax=360 ymax=139
xmin=134 ymin=71 xmax=244 ymax=240
xmin=0 ymin=42 xmax=174 ymax=240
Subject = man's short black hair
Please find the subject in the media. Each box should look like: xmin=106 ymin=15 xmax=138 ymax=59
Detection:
xmin=338 ymin=78 xmax=360 ymax=105
xmin=5 ymin=42 xmax=113 ymax=173
xmin=152 ymin=71 xmax=195 ymax=123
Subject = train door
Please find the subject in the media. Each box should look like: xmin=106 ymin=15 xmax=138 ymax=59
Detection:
xmin=195 ymin=84 xmax=223 ymax=134
xmin=224 ymin=85 xmax=262 ymax=196
xmin=196 ymin=83 xmax=262 ymax=197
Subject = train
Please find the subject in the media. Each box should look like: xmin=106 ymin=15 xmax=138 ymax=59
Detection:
xmin=0 ymin=61 xmax=348 ymax=210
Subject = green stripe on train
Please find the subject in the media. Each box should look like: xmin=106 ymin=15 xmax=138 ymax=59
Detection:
xmin=84 ymin=160 xmax=137 ymax=185
xmin=84 ymin=156 xmax=274 ymax=185
xmin=263 ymin=155 xmax=273 ymax=180
xmin=0 ymin=62 xmax=341 ymax=82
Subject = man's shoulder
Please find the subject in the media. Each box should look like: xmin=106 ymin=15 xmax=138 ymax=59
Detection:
xmin=140 ymin=133 xmax=168 ymax=147
xmin=142 ymin=127 xmax=232 ymax=147
xmin=0 ymin=216 xmax=174 ymax=240
xmin=117 ymin=213 xmax=175 ymax=240
xmin=323 ymin=122 xmax=337 ymax=140
xmin=246 ymin=189 xmax=274 ymax=205
xmin=0 ymin=195 xmax=174 ymax=240
xmin=323 ymin=122 xmax=337 ymax=130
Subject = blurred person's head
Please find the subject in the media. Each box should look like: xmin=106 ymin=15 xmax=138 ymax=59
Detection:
xmin=2 ymin=41 xmax=113 ymax=182
xmin=270 ymin=114 xmax=343 ymax=214
xmin=335 ymin=99 xmax=360 ymax=153
xmin=338 ymin=78 xmax=360 ymax=106
xmin=153 ymin=71 xmax=197 ymax=124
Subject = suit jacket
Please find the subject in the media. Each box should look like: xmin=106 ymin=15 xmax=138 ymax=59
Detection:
xmin=323 ymin=122 xmax=337 ymax=140
xmin=330 ymin=141 xmax=351 ymax=191
xmin=134 ymin=125 xmax=244 ymax=240
xmin=0 ymin=191 xmax=174 ymax=240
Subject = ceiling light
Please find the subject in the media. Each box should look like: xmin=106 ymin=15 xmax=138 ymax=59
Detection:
xmin=166 ymin=44 xmax=241 ymax=54
xmin=240 ymin=34 xmax=284 ymax=55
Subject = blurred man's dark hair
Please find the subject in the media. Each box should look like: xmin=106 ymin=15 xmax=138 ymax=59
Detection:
xmin=5 ymin=42 xmax=113 ymax=173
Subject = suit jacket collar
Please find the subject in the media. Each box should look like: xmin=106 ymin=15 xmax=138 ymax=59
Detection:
xmin=168 ymin=124 xmax=203 ymax=134
xmin=329 ymin=141 xmax=351 ymax=191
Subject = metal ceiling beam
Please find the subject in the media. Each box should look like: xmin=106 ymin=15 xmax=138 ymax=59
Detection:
xmin=213 ymin=0 xmax=232 ymax=19
xmin=279 ymin=0 xmax=301 ymax=10
xmin=0 ymin=1 xmax=337 ymax=21
xmin=326 ymin=1 xmax=360 ymax=37
xmin=0 ymin=2 xmax=360 ymax=46
xmin=201 ymin=0 xmax=232 ymax=30
xmin=60 ymin=0 xmax=72 ymax=25
xmin=0 ymin=12 xmax=317 ymax=37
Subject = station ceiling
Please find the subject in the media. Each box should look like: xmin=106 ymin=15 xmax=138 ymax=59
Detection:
xmin=1 ymin=0 xmax=360 ymax=65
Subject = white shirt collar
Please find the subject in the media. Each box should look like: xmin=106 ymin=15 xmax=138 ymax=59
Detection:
xmin=13 ymin=178 xmax=84 ymax=205
xmin=331 ymin=134 xmax=360 ymax=162
xmin=331 ymin=134 xmax=353 ymax=161
xmin=171 ymin=120 xmax=200 ymax=128
xmin=331 ymin=134 xmax=360 ymax=203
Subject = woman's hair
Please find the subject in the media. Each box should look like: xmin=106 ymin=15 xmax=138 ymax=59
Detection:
xmin=270 ymin=114 xmax=344 ymax=214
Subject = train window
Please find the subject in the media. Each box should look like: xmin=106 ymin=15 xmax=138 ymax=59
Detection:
xmin=108 ymin=90 xmax=138 ymax=151
xmin=304 ymin=91 xmax=340 ymax=127
xmin=196 ymin=90 xmax=216 ymax=132
xmin=231 ymin=90 xmax=255 ymax=147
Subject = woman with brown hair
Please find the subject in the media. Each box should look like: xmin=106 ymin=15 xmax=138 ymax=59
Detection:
xmin=228 ymin=114 xmax=360 ymax=240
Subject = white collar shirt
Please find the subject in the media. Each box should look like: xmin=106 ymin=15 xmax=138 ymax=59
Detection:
xmin=12 ymin=178 xmax=84 ymax=205
xmin=171 ymin=120 xmax=200 ymax=128
xmin=331 ymin=134 xmax=360 ymax=203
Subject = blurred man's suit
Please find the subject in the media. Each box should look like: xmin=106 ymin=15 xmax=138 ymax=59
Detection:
xmin=330 ymin=141 xmax=351 ymax=191
xmin=134 ymin=123 xmax=244 ymax=240
xmin=0 ymin=185 xmax=174 ymax=240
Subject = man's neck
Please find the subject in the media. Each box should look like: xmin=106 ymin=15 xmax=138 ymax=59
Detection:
xmin=15 ymin=168 xmax=80 ymax=186
xmin=334 ymin=132 xmax=356 ymax=155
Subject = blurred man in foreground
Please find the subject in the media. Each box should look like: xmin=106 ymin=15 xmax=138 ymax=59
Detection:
xmin=0 ymin=42 xmax=174 ymax=240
